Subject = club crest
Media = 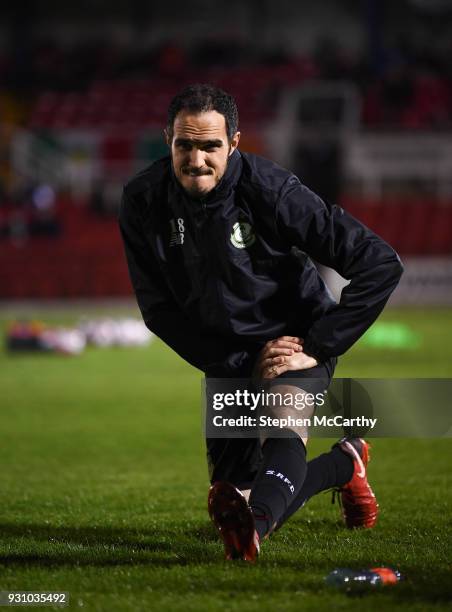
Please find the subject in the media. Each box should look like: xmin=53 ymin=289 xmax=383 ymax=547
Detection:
xmin=230 ymin=221 xmax=256 ymax=249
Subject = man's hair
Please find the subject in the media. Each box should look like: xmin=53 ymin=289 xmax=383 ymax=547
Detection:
xmin=167 ymin=84 xmax=239 ymax=141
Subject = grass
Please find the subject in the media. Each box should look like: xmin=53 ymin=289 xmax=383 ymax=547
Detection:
xmin=0 ymin=305 xmax=451 ymax=611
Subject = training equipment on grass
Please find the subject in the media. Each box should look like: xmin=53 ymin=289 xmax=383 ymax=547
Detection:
xmin=325 ymin=567 xmax=402 ymax=591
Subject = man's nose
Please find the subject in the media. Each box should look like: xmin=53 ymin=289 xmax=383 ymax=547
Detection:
xmin=188 ymin=148 xmax=204 ymax=167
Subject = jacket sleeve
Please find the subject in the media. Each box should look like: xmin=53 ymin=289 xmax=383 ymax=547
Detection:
xmin=276 ymin=176 xmax=404 ymax=361
xmin=118 ymin=190 xmax=251 ymax=375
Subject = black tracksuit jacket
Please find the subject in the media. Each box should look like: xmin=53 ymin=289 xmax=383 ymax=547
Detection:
xmin=119 ymin=149 xmax=403 ymax=376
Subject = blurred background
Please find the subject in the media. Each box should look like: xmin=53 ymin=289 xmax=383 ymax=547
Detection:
xmin=0 ymin=0 xmax=451 ymax=303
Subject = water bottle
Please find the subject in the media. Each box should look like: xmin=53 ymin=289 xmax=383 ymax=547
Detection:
xmin=325 ymin=567 xmax=402 ymax=591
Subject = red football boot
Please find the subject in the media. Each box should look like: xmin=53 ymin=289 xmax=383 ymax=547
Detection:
xmin=333 ymin=438 xmax=379 ymax=528
xmin=208 ymin=481 xmax=260 ymax=562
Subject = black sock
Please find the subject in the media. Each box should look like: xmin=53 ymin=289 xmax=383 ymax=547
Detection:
xmin=249 ymin=437 xmax=307 ymax=540
xmin=276 ymin=446 xmax=354 ymax=528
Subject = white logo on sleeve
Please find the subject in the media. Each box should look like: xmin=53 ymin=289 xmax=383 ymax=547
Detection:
xmin=169 ymin=217 xmax=185 ymax=246
xmin=230 ymin=221 xmax=255 ymax=249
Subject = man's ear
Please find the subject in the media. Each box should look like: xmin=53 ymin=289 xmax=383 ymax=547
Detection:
xmin=229 ymin=131 xmax=241 ymax=156
xmin=164 ymin=128 xmax=171 ymax=147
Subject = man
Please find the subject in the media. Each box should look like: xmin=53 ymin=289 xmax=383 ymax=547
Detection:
xmin=119 ymin=84 xmax=403 ymax=562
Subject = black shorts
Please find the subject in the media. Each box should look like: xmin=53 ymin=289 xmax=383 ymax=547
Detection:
xmin=206 ymin=357 xmax=337 ymax=488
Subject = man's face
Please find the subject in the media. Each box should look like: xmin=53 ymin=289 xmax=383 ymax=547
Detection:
xmin=166 ymin=110 xmax=240 ymax=198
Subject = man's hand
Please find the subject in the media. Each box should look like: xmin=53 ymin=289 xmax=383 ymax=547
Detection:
xmin=253 ymin=336 xmax=318 ymax=380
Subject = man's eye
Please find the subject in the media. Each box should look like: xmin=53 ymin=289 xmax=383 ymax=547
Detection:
xmin=204 ymin=146 xmax=217 ymax=152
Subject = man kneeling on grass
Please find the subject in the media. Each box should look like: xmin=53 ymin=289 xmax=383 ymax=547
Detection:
xmin=119 ymin=84 xmax=403 ymax=561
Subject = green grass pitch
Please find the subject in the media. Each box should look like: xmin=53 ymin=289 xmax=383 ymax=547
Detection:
xmin=0 ymin=306 xmax=451 ymax=611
